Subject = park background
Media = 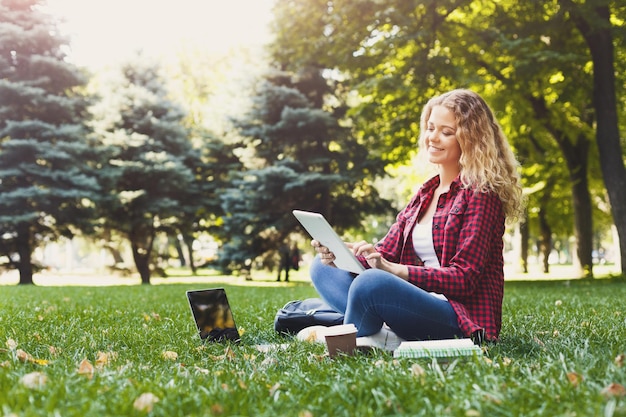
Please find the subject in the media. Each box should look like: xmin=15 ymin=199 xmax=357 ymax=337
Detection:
xmin=1 ymin=0 xmax=625 ymax=285
xmin=1 ymin=2 xmax=625 ymax=416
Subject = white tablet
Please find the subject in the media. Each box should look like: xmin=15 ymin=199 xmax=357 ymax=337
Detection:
xmin=292 ymin=210 xmax=365 ymax=274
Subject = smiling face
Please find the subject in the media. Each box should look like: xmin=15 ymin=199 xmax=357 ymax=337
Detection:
xmin=424 ymin=105 xmax=462 ymax=173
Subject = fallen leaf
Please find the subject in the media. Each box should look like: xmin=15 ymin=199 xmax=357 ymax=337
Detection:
xmin=410 ymin=363 xmax=425 ymax=377
xmin=601 ymin=383 xmax=626 ymax=398
xmin=133 ymin=392 xmax=159 ymax=413
xmin=566 ymin=372 xmax=583 ymax=387
xmin=162 ymin=351 xmax=178 ymax=361
xmin=21 ymin=371 xmax=47 ymax=389
xmin=194 ymin=366 xmax=209 ymax=375
xmin=615 ymin=354 xmax=625 ymax=367
xmin=78 ymin=358 xmax=95 ymax=379
xmin=95 ymin=351 xmax=117 ymax=368
xmin=15 ymin=349 xmax=49 ymax=366
xmin=224 ymin=346 xmax=236 ymax=361
xmin=374 ymin=359 xmax=386 ymax=367
xmin=410 ymin=363 xmax=426 ymax=385
xmin=210 ymin=404 xmax=224 ymax=415
xmin=483 ymin=392 xmax=502 ymax=405
xmin=6 ymin=339 xmax=18 ymax=350
xmin=16 ymin=349 xmax=31 ymax=362
xmin=269 ymin=382 xmax=281 ymax=397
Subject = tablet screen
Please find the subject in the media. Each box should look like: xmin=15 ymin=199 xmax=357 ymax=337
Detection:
xmin=292 ymin=210 xmax=365 ymax=274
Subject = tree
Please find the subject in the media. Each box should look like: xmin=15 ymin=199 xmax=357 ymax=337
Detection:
xmin=164 ymin=48 xmax=245 ymax=274
xmin=0 ymin=0 xmax=100 ymax=284
xmin=219 ymin=68 xmax=391 ymax=272
xmin=169 ymin=131 xmax=242 ymax=274
xmin=92 ymin=57 xmax=203 ymax=284
xmin=561 ymin=0 xmax=626 ymax=276
xmin=268 ymin=0 xmax=625 ymax=277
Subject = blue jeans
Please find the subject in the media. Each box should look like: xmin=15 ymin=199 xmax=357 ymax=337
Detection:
xmin=310 ymin=256 xmax=463 ymax=340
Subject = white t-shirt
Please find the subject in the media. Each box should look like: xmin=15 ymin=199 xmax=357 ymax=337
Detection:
xmin=412 ymin=222 xmax=447 ymax=301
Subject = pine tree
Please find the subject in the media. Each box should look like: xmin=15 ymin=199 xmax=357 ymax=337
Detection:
xmin=0 ymin=0 xmax=100 ymax=284
xmin=219 ymin=68 xmax=391 ymax=272
xmin=92 ymin=57 xmax=205 ymax=284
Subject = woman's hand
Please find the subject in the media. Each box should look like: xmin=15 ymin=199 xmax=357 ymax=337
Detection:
xmin=350 ymin=241 xmax=381 ymax=268
xmin=311 ymin=239 xmax=337 ymax=267
xmin=350 ymin=241 xmax=409 ymax=280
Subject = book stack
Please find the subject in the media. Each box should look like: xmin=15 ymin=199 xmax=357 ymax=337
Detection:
xmin=393 ymin=338 xmax=482 ymax=359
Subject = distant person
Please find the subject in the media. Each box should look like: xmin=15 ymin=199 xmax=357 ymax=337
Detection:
xmin=277 ymin=243 xmax=291 ymax=282
xmin=309 ymin=89 xmax=525 ymax=344
xmin=290 ymin=244 xmax=301 ymax=272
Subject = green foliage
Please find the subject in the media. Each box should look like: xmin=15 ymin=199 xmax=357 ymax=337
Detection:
xmin=0 ymin=278 xmax=624 ymax=416
xmin=91 ymin=57 xmax=207 ymax=283
xmin=0 ymin=0 xmax=100 ymax=283
xmin=269 ymin=0 xmax=626 ymax=276
xmin=219 ymin=68 xmax=392 ymax=271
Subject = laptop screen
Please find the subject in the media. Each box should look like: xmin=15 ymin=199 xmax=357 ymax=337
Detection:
xmin=186 ymin=288 xmax=240 ymax=342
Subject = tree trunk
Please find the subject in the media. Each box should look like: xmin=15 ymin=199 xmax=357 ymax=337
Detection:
xmin=561 ymin=135 xmax=594 ymax=277
xmin=183 ymin=235 xmax=197 ymax=275
xmin=132 ymin=242 xmax=152 ymax=285
xmin=16 ymin=224 xmax=34 ymax=285
xmin=104 ymin=245 xmax=124 ymax=264
xmin=567 ymin=1 xmax=626 ymax=276
xmin=520 ymin=215 xmax=529 ymax=274
xmin=174 ymin=236 xmax=186 ymax=267
xmin=529 ymin=96 xmax=594 ymax=278
xmin=129 ymin=225 xmax=156 ymax=285
xmin=538 ymin=202 xmax=553 ymax=274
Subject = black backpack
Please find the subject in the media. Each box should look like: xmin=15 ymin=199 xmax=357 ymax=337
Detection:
xmin=274 ymin=298 xmax=344 ymax=335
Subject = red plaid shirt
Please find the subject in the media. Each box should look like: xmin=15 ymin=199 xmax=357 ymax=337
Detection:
xmin=368 ymin=175 xmax=506 ymax=341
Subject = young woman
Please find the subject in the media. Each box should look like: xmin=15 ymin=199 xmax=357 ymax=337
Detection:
xmin=310 ymin=89 xmax=524 ymax=344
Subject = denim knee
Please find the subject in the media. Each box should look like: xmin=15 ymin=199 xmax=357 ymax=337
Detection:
xmin=348 ymin=269 xmax=394 ymax=301
xmin=309 ymin=255 xmax=326 ymax=284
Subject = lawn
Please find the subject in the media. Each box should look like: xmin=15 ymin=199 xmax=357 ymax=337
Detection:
xmin=0 ymin=273 xmax=624 ymax=416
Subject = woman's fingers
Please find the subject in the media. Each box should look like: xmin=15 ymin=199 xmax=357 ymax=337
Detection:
xmin=311 ymin=239 xmax=336 ymax=264
xmin=352 ymin=240 xmax=374 ymax=257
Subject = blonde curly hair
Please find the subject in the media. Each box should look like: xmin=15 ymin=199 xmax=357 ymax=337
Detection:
xmin=418 ymin=89 xmax=525 ymax=222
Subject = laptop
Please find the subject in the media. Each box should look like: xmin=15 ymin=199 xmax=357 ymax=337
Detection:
xmin=186 ymin=288 xmax=241 ymax=342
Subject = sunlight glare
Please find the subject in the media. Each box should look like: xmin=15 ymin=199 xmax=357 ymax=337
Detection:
xmin=45 ymin=0 xmax=274 ymax=68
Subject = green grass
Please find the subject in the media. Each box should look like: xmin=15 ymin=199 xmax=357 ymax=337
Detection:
xmin=1 ymin=276 xmax=625 ymax=417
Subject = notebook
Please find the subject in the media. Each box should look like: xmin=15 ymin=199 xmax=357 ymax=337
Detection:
xmin=186 ymin=288 xmax=241 ymax=342
xmin=292 ymin=210 xmax=365 ymax=274
xmin=393 ymin=338 xmax=482 ymax=359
